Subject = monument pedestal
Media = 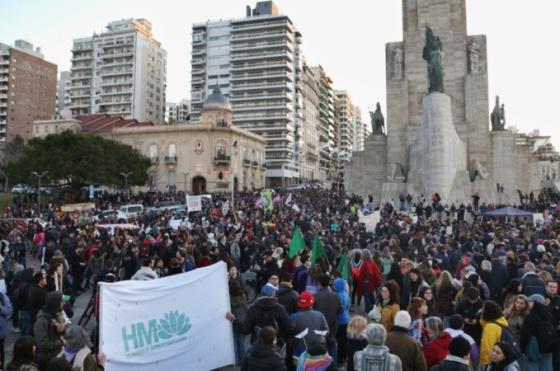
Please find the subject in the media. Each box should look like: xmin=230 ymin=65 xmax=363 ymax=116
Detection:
xmin=381 ymin=182 xmax=407 ymax=204
xmin=407 ymin=92 xmax=468 ymax=203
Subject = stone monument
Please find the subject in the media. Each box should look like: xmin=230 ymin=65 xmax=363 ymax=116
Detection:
xmin=344 ymin=0 xmax=542 ymax=206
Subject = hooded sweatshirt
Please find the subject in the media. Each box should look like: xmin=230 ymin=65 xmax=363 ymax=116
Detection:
xmin=333 ymin=278 xmax=350 ymax=326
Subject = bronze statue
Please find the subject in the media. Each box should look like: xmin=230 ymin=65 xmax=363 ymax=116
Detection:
xmin=491 ymin=96 xmax=506 ymax=131
xmin=422 ymin=26 xmax=444 ymax=94
xmin=370 ymin=102 xmax=385 ymax=135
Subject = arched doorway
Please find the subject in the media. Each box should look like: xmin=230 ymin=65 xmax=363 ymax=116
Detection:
xmin=192 ymin=176 xmax=206 ymax=195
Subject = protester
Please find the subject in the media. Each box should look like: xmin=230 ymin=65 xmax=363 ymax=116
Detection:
xmin=423 ymin=316 xmax=452 ymax=368
xmin=58 ymin=326 xmax=105 ymax=371
xmin=520 ymin=294 xmax=556 ymax=370
xmin=429 ymin=336 xmax=472 ymax=371
xmin=313 ymin=274 xmax=342 ymax=363
xmin=345 ymin=316 xmax=368 ymax=371
xmin=480 ymin=300 xmax=509 ymax=368
xmin=353 ymin=323 xmax=402 ymax=371
xmin=375 ymin=280 xmax=400 ymax=331
xmin=6 ymin=336 xmax=38 ymax=371
xmin=385 ymin=311 xmax=427 ymax=371
xmin=486 ymin=341 xmax=521 ymax=371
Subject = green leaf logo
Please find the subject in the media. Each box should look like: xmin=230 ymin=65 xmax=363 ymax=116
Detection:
xmin=157 ymin=311 xmax=192 ymax=340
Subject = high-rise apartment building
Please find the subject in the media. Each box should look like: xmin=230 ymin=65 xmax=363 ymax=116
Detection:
xmin=310 ymin=66 xmax=335 ymax=182
xmin=69 ymin=19 xmax=167 ymax=123
xmin=165 ymin=99 xmax=191 ymax=123
xmin=353 ymin=106 xmax=364 ymax=151
xmin=190 ymin=1 xmax=302 ymax=187
xmin=335 ymin=90 xmax=355 ymax=162
xmin=56 ymin=70 xmax=71 ymax=116
xmin=0 ymin=40 xmax=57 ymax=142
xmin=300 ymin=63 xmax=321 ymax=182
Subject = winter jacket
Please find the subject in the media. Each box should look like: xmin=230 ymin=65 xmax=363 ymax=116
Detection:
xmin=233 ymin=296 xmax=294 ymax=341
xmin=376 ymin=302 xmax=400 ymax=332
xmin=424 ymin=331 xmax=452 ymax=368
xmin=489 ymin=259 xmax=509 ymax=302
xmin=430 ymin=355 xmax=471 ymax=371
xmin=520 ymin=272 xmax=546 ymax=297
xmin=346 ymin=337 xmax=368 ymax=371
xmin=479 ymin=316 xmax=508 ymax=366
xmin=385 ymin=327 xmax=427 ymax=371
xmin=290 ymin=309 xmax=329 ymax=357
xmin=33 ymin=309 xmax=63 ymax=362
xmin=241 ymin=341 xmax=287 ymax=371
xmin=455 ymin=297 xmax=482 ymax=344
xmin=520 ymin=302 xmax=556 ymax=355
xmin=276 ymin=283 xmax=299 ymax=315
xmin=357 ymin=260 xmax=382 ymax=296
xmin=354 ymin=344 xmax=402 ymax=371
xmin=313 ymin=287 xmax=342 ymax=338
xmin=486 ymin=360 xmax=521 ymax=371
xmin=0 ymin=293 xmax=13 ymax=338
xmin=333 ymin=278 xmax=350 ymax=326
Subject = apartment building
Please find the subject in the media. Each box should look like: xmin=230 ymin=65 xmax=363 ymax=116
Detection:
xmin=310 ymin=66 xmax=335 ymax=183
xmin=300 ymin=63 xmax=321 ymax=182
xmin=165 ymin=99 xmax=191 ymax=123
xmin=335 ymin=90 xmax=355 ymax=162
xmin=56 ymin=70 xmax=71 ymax=116
xmin=69 ymin=18 xmax=166 ymax=123
xmin=190 ymin=1 xmax=302 ymax=187
xmin=353 ymin=106 xmax=367 ymax=151
xmin=0 ymin=40 xmax=57 ymax=142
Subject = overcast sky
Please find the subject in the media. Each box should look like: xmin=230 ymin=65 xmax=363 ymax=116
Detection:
xmin=2 ymin=0 xmax=560 ymax=146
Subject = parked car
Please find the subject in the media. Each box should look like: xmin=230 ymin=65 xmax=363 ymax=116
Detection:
xmin=146 ymin=200 xmax=183 ymax=214
xmin=96 ymin=210 xmax=122 ymax=224
xmin=11 ymin=184 xmax=27 ymax=194
xmin=117 ymin=204 xmax=144 ymax=219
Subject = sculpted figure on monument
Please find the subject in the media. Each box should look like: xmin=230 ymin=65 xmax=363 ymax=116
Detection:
xmin=370 ymin=102 xmax=385 ymax=135
xmin=423 ymin=26 xmax=444 ymax=94
xmin=387 ymin=162 xmax=406 ymax=182
xmin=468 ymin=38 xmax=481 ymax=74
xmin=469 ymin=157 xmax=490 ymax=181
xmin=392 ymin=47 xmax=403 ymax=79
xmin=491 ymin=96 xmax=506 ymax=131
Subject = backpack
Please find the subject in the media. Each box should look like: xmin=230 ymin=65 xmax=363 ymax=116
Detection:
xmin=251 ymin=305 xmax=280 ymax=345
xmin=536 ymin=320 xmax=557 ymax=354
xmin=492 ymin=321 xmax=523 ymax=361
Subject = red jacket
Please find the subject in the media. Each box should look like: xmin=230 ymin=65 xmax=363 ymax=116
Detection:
xmin=424 ymin=331 xmax=452 ymax=368
xmin=357 ymin=260 xmax=382 ymax=296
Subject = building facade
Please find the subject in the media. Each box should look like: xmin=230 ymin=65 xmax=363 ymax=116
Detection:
xmin=300 ymin=63 xmax=321 ymax=182
xmin=190 ymin=1 xmax=302 ymax=187
xmin=109 ymin=87 xmax=266 ymax=193
xmin=310 ymin=66 xmax=335 ymax=183
xmin=69 ymin=18 xmax=167 ymax=124
xmin=165 ymin=98 xmax=190 ymax=123
xmin=0 ymin=40 xmax=57 ymax=142
xmin=56 ymin=70 xmax=71 ymax=116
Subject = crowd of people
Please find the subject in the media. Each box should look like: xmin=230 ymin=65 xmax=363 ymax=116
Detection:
xmin=0 ymin=186 xmax=559 ymax=371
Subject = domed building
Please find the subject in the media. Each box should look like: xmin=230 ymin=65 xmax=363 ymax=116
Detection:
xmin=107 ymin=86 xmax=266 ymax=193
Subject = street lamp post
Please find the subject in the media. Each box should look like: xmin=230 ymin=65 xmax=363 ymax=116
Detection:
xmin=120 ymin=172 xmax=132 ymax=202
xmin=31 ymin=171 xmax=48 ymax=213
xmin=231 ymin=139 xmax=238 ymax=207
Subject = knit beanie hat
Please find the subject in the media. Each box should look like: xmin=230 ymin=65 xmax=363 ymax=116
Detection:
xmin=393 ymin=310 xmax=411 ymax=329
xmin=365 ymin=323 xmax=386 ymax=346
xmin=449 ymin=336 xmax=471 ymax=357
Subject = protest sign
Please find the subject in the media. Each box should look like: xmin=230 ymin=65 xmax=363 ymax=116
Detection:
xmin=100 ymin=262 xmax=235 ymax=371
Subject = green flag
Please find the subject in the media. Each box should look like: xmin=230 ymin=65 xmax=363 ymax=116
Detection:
xmin=311 ymin=235 xmax=325 ymax=265
xmin=288 ymin=227 xmax=305 ymax=258
xmin=262 ymin=190 xmax=273 ymax=213
xmin=337 ymin=253 xmax=349 ymax=281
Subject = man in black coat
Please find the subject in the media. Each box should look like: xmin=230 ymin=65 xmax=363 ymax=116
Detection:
xmin=313 ymin=274 xmax=342 ymax=364
xmin=24 ymin=272 xmax=47 ymax=327
xmin=241 ymin=326 xmax=287 ymax=371
xmin=276 ymin=272 xmax=298 ymax=315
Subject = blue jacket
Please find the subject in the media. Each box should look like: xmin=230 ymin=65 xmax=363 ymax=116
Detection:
xmin=521 ymin=272 xmax=546 ymax=297
xmin=334 ymin=278 xmax=350 ymax=326
xmin=0 ymin=292 xmax=13 ymax=338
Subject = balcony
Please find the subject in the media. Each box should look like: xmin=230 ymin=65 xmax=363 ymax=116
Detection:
xmin=101 ymin=79 xmax=132 ymax=87
xmin=231 ymin=20 xmax=291 ymax=32
xmin=243 ymin=158 xmax=251 ymax=167
xmin=213 ymin=156 xmax=231 ymax=166
xmin=165 ymin=155 xmax=177 ymax=164
xmin=192 ymin=58 xmax=205 ymax=65
xmin=252 ymin=161 xmax=259 ymax=168
xmin=231 ymin=31 xmax=292 ymax=41
xmin=230 ymin=81 xmax=289 ymax=92
xmin=230 ymin=51 xmax=292 ymax=61
xmin=231 ymin=41 xmax=291 ymax=52
xmin=0 ymin=94 xmax=7 ymax=99
xmin=150 ymin=156 xmax=159 ymax=164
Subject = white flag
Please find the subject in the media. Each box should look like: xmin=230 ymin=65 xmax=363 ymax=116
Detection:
xmin=292 ymin=204 xmax=300 ymax=212
xmin=222 ymin=200 xmax=230 ymax=216
xmin=285 ymin=192 xmax=293 ymax=206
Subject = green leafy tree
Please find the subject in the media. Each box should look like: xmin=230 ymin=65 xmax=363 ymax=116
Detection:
xmin=7 ymin=131 xmax=150 ymax=193
xmin=0 ymin=135 xmax=26 ymax=190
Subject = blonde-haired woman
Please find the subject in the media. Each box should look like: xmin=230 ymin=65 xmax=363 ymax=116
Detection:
xmin=505 ymin=294 xmax=530 ymax=344
xmin=433 ymin=270 xmax=458 ymax=326
xmin=346 ymin=315 xmax=368 ymax=371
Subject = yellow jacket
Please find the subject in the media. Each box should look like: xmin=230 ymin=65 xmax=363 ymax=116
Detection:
xmin=377 ymin=303 xmax=400 ymax=331
xmin=480 ymin=316 xmax=508 ymax=366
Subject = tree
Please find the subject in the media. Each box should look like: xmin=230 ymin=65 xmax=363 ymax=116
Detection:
xmin=7 ymin=131 xmax=151 ymax=194
xmin=0 ymin=135 xmax=25 ymax=190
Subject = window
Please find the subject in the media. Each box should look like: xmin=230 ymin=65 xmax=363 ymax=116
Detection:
xmin=168 ymin=143 xmax=176 ymax=157
xmin=149 ymin=144 xmax=158 ymax=158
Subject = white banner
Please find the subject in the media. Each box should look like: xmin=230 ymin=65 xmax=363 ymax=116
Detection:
xmin=186 ymin=195 xmax=202 ymax=212
xmin=359 ymin=210 xmax=381 ymax=233
xmin=100 ymin=262 xmax=235 ymax=371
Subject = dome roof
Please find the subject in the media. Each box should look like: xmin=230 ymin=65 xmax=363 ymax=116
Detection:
xmin=203 ymin=85 xmax=231 ymax=111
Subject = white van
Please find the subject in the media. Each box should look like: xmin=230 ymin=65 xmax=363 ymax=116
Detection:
xmin=117 ymin=204 xmax=144 ymax=220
